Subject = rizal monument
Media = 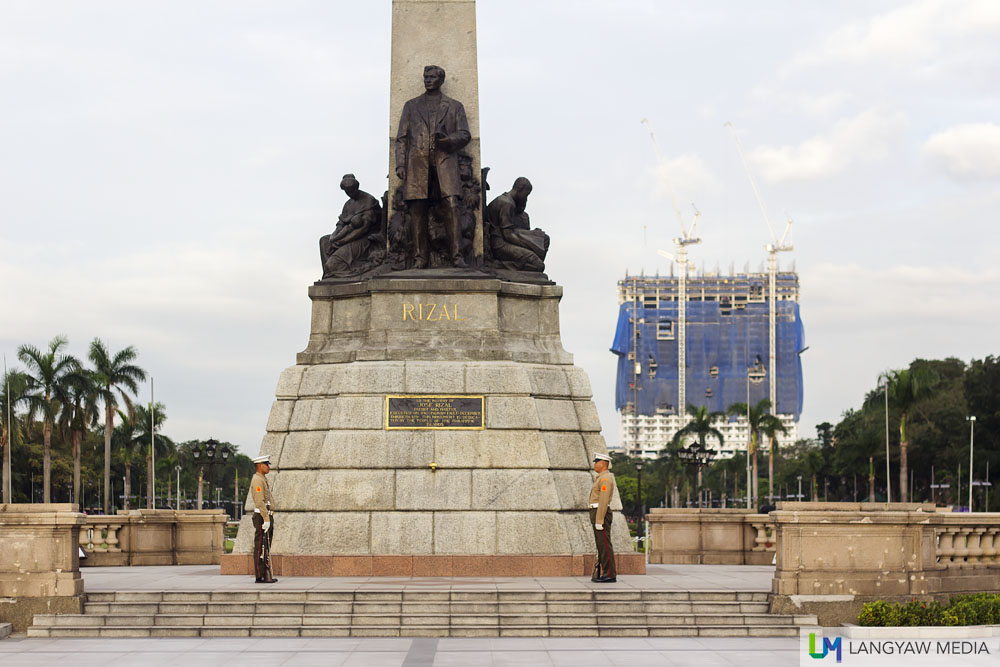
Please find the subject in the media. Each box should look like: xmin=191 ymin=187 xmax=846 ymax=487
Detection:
xmin=225 ymin=0 xmax=641 ymax=577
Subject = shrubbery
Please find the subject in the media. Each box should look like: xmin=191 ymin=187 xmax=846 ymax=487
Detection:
xmin=858 ymin=593 xmax=1000 ymax=626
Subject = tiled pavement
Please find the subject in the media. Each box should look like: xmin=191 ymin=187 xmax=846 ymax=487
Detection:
xmin=0 ymin=636 xmax=800 ymax=665
xmin=79 ymin=563 xmax=777 ymax=593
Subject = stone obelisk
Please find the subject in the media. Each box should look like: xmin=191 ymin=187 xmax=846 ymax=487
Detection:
xmin=388 ymin=0 xmax=483 ymax=259
xmin=225 ymin=0 xmax=642 ymax=577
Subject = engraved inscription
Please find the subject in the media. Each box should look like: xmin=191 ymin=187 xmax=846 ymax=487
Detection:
xmin=402 ymin=303 xmax=467 ymax=322
xmin=386 ymin=395 xmax=484 ymax=430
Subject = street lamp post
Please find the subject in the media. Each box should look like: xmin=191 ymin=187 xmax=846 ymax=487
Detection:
xmin=746 ymin=361 xmax=766 ymax=509
xmin=175 ymin=465 xmax=182 ymax=510
xmin=191 ymin=438 xmax=231 ymax=511
xmin=879 ymin=374 xmax=891 ymax=504
xmin=636 ymin=462 xmax=644 ymax=548
xmin=968 ymin=416 xmax=976 ymax=511
xmin=678 ymin=442 xmax=717 ymax=508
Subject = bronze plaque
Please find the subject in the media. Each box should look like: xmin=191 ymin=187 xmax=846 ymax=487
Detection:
xmin=385 ymin=395 xmax=485 ymax=430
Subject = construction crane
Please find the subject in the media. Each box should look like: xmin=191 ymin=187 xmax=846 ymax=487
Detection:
xmin=642 ymin=118 xmax=702 ymax=422
xmin=725 ymin=122 xmax=793 ymax=418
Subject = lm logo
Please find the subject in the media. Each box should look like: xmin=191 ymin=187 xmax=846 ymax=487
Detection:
xmin=808 ymin=633 xmax=842 ymax=663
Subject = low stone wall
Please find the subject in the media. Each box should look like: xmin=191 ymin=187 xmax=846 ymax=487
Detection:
xmin=79 ymin=509 xmax=227 ymax=566
xmin=647 ymin=508 xmax=775 ymax=565
xmin=769 ymin=502 xmax=1000 ymax=625
xmin=0 ymin=504 xmax=85 ymax=632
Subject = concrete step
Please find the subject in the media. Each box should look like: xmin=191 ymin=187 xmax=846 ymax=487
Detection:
xmin=26 ymin=622 xmax=808 ymax=638
xmin=84 ymin=590 xmax=771 ymax=603
xmin=31 ymin=611 xmax=818 ymax=633
xmin=81 ymin=602 xmax=772 ymax=620
xmin=84 ymin=598 xmax=770 ymax=612
xmin=0 ymin=622 xmax=12 ymax=639
xmin=39 ymin=611 xmax=808 ymax=625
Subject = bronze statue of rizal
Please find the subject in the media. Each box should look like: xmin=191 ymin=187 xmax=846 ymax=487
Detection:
xmin=394 ymin=65 xmax=471 ymax=269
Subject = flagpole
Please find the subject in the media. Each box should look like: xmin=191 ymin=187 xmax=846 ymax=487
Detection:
xmin=150 ymin=377 xmax=155 ymax=509
xmin=4 ymin=354 xmax=11 ymax=504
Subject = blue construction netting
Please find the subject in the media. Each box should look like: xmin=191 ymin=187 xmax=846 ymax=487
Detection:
xmin=611 ymin=299 xmax=804 ymax=419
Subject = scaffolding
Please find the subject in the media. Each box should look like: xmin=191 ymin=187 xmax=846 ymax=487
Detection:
xmin=610 ymin=271 xmax=804 ymax=456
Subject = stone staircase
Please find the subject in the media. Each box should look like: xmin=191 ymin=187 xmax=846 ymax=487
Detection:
xmin=28 ymin=590 xmax=816 ymax=638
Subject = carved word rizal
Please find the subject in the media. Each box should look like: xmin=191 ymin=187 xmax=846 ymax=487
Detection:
xmin=402 ymin=303 xmax=466 ymax=322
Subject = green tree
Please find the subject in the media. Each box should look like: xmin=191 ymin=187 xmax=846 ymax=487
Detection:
xmin=875 ymin=367 xmax=939 ymax=502
xmin=89 ymin=339 xmax=146 ymax=514
xmin=672 ymin=404 xmax=725 ymax=506
xmin=1 ymin=368 xmax=32 ymax=503
xmin=59 ymin=369 xmax=101 ymax=506
xmin=726 ymin=398 xmax=771 ymax=507
xmin=131 ymin=402 xmax=172 ymax=508
xmin=18 ymin=336 xmax=79 ymax=503
xmin=113 ymin=408 xmax=143 ymax=510
xmin=760 ymin=413 xmax=787 ymax=504
xmin=159 ymin=441 xmax=180 ymax=509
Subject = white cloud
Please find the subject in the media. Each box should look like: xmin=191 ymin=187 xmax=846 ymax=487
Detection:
xmin=649 ymin=154 xmax=722 ymax=207
xmin=923 ymin=123 xmax=1000 ymax=181
xmin=748 ymin=108 xmax=907 ymax=183
xmin=796 ymin=261 xmax=1000 ymax=434
xmin=787 ymin=0 xmax=1000 ymax=71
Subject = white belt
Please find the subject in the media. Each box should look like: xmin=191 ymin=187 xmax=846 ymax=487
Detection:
xmin=589 ymin=503 xmax=600 ymax=509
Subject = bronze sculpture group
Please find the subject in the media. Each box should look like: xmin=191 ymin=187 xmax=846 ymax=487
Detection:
xmin=319 ymin=65 xmax=549 ymax=282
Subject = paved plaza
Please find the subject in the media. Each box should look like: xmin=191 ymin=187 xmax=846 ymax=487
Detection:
xmin=79 ymin=563 xmax=777 ymax=593
xmin=0 ymin=564 xmax=801 ymax=664
xmin=0 ymin=635 xmax=800 ymax=666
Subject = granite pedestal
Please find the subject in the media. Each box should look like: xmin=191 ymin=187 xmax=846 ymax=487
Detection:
xmin=225 ymin=276 xmax=642 ymax=576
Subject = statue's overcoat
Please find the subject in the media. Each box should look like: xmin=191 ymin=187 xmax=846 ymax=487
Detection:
xmin=394 ymin=92 xmax=471 ymax=201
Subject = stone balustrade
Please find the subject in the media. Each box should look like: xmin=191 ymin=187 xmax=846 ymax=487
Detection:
xmin=768 ymin=502 xmax=1000 ymax=625
xmin=79 ymin=509 xmax=227 ymax=566
xmin=647 ymin=508 xmax=775 ymax=565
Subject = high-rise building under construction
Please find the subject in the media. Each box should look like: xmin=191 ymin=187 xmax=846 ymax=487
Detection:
xmin=610 ymin=269 xmax=804 ymax=459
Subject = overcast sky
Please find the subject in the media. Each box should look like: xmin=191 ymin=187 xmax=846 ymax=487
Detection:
xmin=2 ymin=1 xmax=999 ymax=454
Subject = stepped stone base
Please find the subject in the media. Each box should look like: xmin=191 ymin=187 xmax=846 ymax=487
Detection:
xmin=230 ymin=277 xmax=637 ymax=573
xmin=220 ymin=553 xmax=645 ymax=577
xmin=27 ymin=589 xmax=815 ymax=638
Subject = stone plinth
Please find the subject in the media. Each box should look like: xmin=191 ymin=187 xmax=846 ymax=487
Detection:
xmin=647 ymin=508 xmax=774 ymax=565
xmin=227 ymin=277 xmax=642 ymax=575
xmin=0 ymin=503 xmax=85 ymax=631
xmin=771 ymin=503 xmax=937 ymax=597
xmin=766 ymin=502 xmax=1000 ymax=625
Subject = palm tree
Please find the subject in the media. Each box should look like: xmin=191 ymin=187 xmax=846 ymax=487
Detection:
xmin=159 ymin=442 xmax=179 ymax=509
xmin=759 ymin=413 xmax=788 ymax=504
xmin=59 ymin=369 xmax=101 ymax=507
xmin=131 ymin=402 xmax=172 ymax=509
xmin=876 ymin=367 xmax=938 ymax=502
xmin=1 ymin=369 xmax=32 ymax=503
xmin=113 ymin=409 xmax=142 ymax=511
xmin=671 ymin=404 xmax=725 ymax=507
xmin=89 ymin=339 xmax=146 ymax=514
xmin=19 ymin=336 xmax=79 ymax=503
xmin=727 ymin=398 xmax=772 ymax=508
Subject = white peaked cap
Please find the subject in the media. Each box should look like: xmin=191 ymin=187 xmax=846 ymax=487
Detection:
xmin=592 ymin=453 xmax=612 ymax=463
xmin=252 ymin=455 xmax=271 ymax=464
